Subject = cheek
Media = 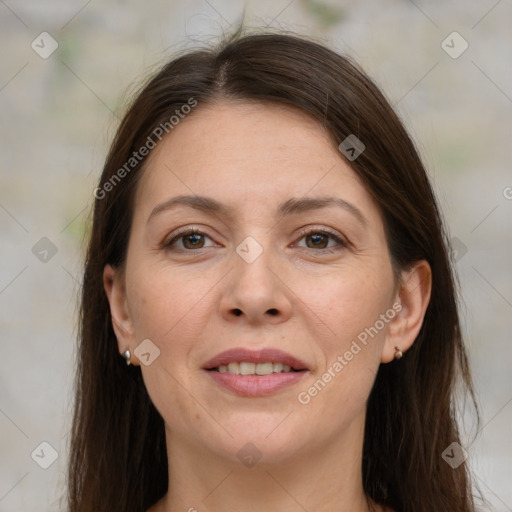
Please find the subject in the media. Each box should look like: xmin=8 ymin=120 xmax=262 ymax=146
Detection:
xmin=303 ymin=264 xmax=393 ymax=346
xmin=125 ymin=265 xmax=220 ymax=436
xmin=295 ymin=266 xmax=391 ymax=409
xmin=126 ymin=262 xmax=216 ymax=344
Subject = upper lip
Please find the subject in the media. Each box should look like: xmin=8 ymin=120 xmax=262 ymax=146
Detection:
xmin=203 ymin=347 xmax=309 ymax=371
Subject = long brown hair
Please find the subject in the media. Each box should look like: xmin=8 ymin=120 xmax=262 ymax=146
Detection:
xmin=68 ymin=28 xmax=479 ymax=512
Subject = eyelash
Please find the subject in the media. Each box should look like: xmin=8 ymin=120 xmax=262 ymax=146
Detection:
xmin=163 ymin=227 xmax=348 ymax=253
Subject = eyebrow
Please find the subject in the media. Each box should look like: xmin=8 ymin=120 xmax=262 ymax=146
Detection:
xmin=147 ymin=194 xmax=368 ymax=227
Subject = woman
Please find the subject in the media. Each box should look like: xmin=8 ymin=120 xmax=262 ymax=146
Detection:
xmin=68 ymin=30 xmax=478 ymax=511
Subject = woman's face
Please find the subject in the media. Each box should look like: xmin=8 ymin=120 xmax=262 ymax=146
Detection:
xmin=107 ymin=100 xmax=407 ymax=466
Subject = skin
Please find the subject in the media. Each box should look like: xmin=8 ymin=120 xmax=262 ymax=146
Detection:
xmin=104 ymin=100 xmax=431 ymax=512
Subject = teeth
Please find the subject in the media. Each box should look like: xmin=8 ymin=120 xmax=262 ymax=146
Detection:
xmin=256 ymin=362 xmax=273 ymax=375
xmin=273 ymin=362 xmax=283 ymax=373
xmin=215 ymin=362 xmax=296 ymax=375
xmin=240 ymin=362 xmax=256 ymax=375
xmin=227 ymin=362 xmax=240 ymax=375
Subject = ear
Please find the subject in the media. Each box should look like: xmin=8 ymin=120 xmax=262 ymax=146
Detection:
xmin=381 ymin=260 xmax=432 ymax=363
xmin=103 ymin=264 xmax=140 ymax=366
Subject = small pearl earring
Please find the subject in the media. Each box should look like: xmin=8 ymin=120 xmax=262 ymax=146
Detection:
xmin=394 ymin=346 xmax=403 ymax=360
xmin=122 ymin=349 xmax=131 ymax=366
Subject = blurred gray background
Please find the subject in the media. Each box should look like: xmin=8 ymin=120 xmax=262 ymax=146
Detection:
xmin=0 ymin=0 xmax=511 ymax=510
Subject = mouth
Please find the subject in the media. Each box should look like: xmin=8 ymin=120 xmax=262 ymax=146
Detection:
xmin=203 ymin=347 xmax=309 ymax=397
xmin=208 ymin=361 xmax=304 ymax=375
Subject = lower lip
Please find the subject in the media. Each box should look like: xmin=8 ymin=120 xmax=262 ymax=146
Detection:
xmin=206 ymin=370 xmax=307 ymax=397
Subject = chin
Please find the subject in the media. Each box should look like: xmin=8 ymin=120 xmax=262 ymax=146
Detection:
xmin=200 ymin=413 xmax=312 ymax=467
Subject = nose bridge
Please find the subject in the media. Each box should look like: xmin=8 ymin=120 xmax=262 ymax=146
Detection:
xmin=235 ymin=234 xmax=266 ymax=266
xmin=233 ymin=233 xmax=278 ymax=297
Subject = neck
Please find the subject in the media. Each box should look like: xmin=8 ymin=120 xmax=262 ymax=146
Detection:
xmin=152 ymin=414 xmax=377 ymax=512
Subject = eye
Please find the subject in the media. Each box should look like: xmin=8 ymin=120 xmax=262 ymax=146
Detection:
xmin=294 ymin=228 xmax=348 ymax=252
xmin=163 ymin=227 xmax=347 ymax=253
xmin=163 ymin=228 xmax=216 ymax=251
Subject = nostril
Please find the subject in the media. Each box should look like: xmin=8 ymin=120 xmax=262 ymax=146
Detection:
xmin=231 ymin=308 xmax=278 ymax=316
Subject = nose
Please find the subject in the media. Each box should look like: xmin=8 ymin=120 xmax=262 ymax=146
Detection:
xmin=218 ymin=241 xmax=293 ymax=326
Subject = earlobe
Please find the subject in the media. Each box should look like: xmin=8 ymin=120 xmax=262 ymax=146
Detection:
xmin=103 ymin=264 xmax=139 ymax=365
xmin=381 ymin=260 xmax=432 ymax=363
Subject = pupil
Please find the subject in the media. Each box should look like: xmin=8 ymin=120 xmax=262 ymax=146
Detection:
xmin=185 ymin=234 xmax=203 ymax=248
xmin=309 ymin=234 xmax=327 ymax=248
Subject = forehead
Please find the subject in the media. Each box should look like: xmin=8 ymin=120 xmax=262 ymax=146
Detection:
xmin=133 ymin=100 xmax=381 ymax=226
